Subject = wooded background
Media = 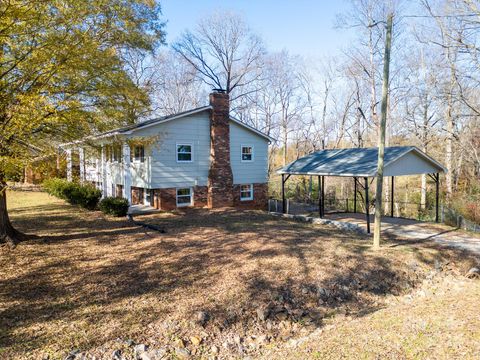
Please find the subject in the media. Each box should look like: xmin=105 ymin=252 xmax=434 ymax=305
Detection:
xmin=7 ymin=0 xmax=480 ymax=225
xmin=154 ymin=1 xmax=478 ymax=224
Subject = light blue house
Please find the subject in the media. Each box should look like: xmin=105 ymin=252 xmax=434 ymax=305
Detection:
xmin=63 ymin=91 xmax=272 ymax=210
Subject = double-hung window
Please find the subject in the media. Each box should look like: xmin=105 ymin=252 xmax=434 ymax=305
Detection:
xmin=176 ymin=188 xmax=193 ymax=207
xmin=131 ymin=145 xmax=145 ymax=163
xmin=105 ymin=146 xmax=112 ymax=162
xmin=240 ymin=184 xmax=253 ymax=201
xmin=177 ymin=143 xmax=193 ymax=162
xmin=241 ymin=145 xmax=254 ymax=162
xmin=112 ymin=145 xmax=122 ymax=163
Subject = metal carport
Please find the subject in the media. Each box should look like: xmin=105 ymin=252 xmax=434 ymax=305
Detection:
xmin=276 ymin=146 xmax=447 ymax=233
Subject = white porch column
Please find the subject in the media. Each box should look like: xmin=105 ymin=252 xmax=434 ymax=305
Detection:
xmin=96 ymin=156 xmax=101 ymax=189
xmin=66 ymin=149 xmax=72 ymax=181
xmin=101 ymin=145 xmax=107 ymax=198
xmin=123 ymin=142 xmax=132 ymax=204
xmin=78 ymin=147 xmax=85 ymax=183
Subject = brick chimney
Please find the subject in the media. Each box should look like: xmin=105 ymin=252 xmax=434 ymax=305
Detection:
xmin=207 ymin=91 xmax=234 ymax=208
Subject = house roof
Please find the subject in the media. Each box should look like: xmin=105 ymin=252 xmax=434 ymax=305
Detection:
xmin=277 ymin=146 xmax=446 ymax=177
xmin=90 ymin=106 xmax=274 ymax=142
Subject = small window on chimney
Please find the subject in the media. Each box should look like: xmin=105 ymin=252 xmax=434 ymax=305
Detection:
xmin=177 ymin=143 xmax=193 ymax=162
xmin=241 ymin=145 xmax=254 ymax=162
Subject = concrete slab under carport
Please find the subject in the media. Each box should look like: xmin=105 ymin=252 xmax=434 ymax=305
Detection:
xmin=327 ymin=212 xmax=480 ymax=254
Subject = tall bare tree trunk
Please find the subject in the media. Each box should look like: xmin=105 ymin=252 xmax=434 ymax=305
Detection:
xmin=419 ymin=49 xmax=428 ymax=210
xmin=355 ymin=95 xmax=362 ymax=147
xmin=369 ymin=29 xmax=378 ymax=138
xmin=445 ymin=99 xmax=454 ymax=201
xmin=421 ymin=102 xmax=429 ymax=210
xmin=373 ymin=13 xmax=393 ymax=249
xmin=321 ymin=79 xmax=329 ymax=147
xmin=444 ymin=49 xmax=456 ymax=201
xmin=282 ymin=123 xmax=288 ymax=166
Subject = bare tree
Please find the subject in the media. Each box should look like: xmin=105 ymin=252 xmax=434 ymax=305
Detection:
xmin=421 ymin=0 xmax=465 ymax=200
xmin=402 ymin=45 xmax=442 ymax=209
xmin=337 ymin=0 xmax=389 ymax=141
xmin=268 ymin=51 xmax=307 ymax=165
xmin=151 ymin=50 xmax=207 ymax=115
xmin=297 ymin=58 xmax=336 ymax=152
xmin=149 ymin=4 xmax=480 ymax=225
xmin=172 ymin=11 xmax=265 ymax=99
xmin=234 ymin=72 xmax=280 ymax=137
xmin=331 ymin=88 xmax=356 ymax=148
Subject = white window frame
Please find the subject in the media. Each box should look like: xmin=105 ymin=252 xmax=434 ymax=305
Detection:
xmin=240 ymin=184 xmax=254 ymax=201
xmin=176 ymin=187 xmax=193 ymax=207
xmin=132 ymin=145 xmax=145 ymax=163
xmin=176 ymin=143 xmax=194 ymax=163
xmin=112 ymin=145 xmax=122 ymax=163
xmin=106 ymin=145 xmax=112 ymax=163
xmin=241 ymin=144 xmax=254 ymax=162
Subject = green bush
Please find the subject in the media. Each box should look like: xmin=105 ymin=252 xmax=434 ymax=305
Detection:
xmin=43 ymin=178 xmax=101 ymax=210
xmin=75 ymin=184 xmax=102 ymax=210
xmin=99 ymin=197 xmax=129 ymax=217
xmin=43 ymin=178 xmax=73 ymax=199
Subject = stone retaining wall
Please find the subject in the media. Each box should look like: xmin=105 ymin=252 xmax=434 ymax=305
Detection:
xmin=268 ymin=212 xmax=368 ymax=235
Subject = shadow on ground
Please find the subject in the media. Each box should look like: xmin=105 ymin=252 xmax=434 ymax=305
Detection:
xmin=1 ymin=195 xmax=478 ymax=358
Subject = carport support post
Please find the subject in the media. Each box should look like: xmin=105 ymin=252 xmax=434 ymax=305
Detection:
xmin=353 ymin=177 xmax=357 ymax=213
xmin=322 ymin=176 xmax=325 ymax=217
xmin=435 ymin=172 xmax=439 ymax=223
xmin=390 ymin=176 xmax=394 ymax=217
xmin=282 ymin=174 xmax=286 ymax=214
xmin=365 ymin=177 xmax=370 ymax=234
xmin=318 ymin=176 xmax=323 ymax=218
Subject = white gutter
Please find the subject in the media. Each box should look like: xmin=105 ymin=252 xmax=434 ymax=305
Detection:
xmin=121 ymin=106 xmax=212 ymax=134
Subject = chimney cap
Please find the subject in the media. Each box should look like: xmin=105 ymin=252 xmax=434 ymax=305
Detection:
xmin=212 ymin=88 xmax=226 ymax=94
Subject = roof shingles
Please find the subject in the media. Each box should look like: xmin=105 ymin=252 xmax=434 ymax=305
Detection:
xmin=277 ymin=146 xmax=444 ymax=177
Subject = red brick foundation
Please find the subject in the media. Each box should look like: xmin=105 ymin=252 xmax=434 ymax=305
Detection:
xmin=145 ymin=184 xmax=267 ymax=211
xmin=151 ymin=186 xmax=209 ymax=211
xmin=194 ymin=186 xmax=208 ymax=208
xmin=233 ymin=183 xmax=268 ymax=210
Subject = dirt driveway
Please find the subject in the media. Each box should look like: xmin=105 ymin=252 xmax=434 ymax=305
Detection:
xmin=328 ymin=213 xmax=480 ymax=255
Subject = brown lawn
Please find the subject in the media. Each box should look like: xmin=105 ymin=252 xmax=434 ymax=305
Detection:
xmin=262 ymin=274 xmax=480 ymax=360
xmin=1 ymin=191 xmax=477 ymax=359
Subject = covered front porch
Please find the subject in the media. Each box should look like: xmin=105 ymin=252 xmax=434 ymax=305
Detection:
xmin=61 ymin=139 xmax=141 ymax=206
